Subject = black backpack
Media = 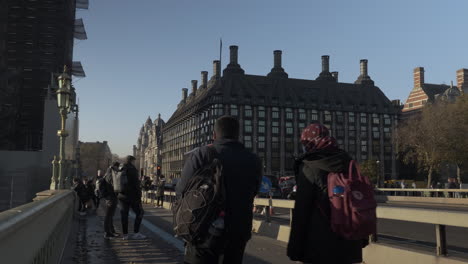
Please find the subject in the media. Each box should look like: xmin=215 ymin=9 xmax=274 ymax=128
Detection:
xmin=172 ymin=146 xmax=225 ymax=244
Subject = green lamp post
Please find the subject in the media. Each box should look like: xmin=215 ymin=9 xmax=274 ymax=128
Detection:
xmin=56 ymin=66 xmax=72 ymax=189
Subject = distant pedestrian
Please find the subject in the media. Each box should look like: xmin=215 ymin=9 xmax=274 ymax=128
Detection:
xmin=118 ymin=155 xmax=146 ymax=240
xmin=99 ymin=162 xmax=120 ymax=239
xmin=287 ymin=123 xmax=367 ymax=264
xmin=82 ymin=177 xmax=94 ymax=209
xmin=176 ymin=115 xmax=262 ymax=264
xmin=155 ymin=175 xmax=166 ymax=208
xmin=72 ymin=178 xmax=88 ymax=216
xmin=94 ymin=170 xmax=103 ymax=208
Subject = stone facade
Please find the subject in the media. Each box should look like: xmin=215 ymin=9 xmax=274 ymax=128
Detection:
xmin=161 ymin=46 xmax=400 ymax=180
xmin=135 ymin=114 xmax=165 ymax=178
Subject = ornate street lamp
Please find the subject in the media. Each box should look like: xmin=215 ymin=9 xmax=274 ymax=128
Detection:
xmin=56 ymin=66 xmax=72 ymax=189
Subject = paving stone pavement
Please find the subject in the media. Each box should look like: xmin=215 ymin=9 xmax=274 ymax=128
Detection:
xmin=71 ymin=204 xmax=183 ymax=264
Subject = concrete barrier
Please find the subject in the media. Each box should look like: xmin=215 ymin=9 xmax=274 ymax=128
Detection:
xmin=0 ymin=190 xmax=75 ymax=264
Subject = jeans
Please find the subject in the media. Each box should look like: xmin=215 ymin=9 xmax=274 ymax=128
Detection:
xmin=119 ymin=198 xmax=144 ymax=234
xmin=184 ymin=237 xmax=247 ymax=264
xmin=104 ymin=196 xmax=117 ymax=235
xmin=156 ymin=196 xmax=164 ymax=207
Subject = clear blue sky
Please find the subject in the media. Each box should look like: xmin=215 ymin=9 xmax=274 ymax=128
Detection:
xmin=74 ymin=0 xmax=468 ymax=157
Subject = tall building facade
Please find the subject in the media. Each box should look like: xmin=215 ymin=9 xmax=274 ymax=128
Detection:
xmin=0 ymin=0 xmax=87 ymax=151
xmin=0 ymin=0 xmax=88 ymax=211
xmin=135 ymin=114 xmax=165 ymax=178
xmin=161 ymin=46 xmax=400 ymax=180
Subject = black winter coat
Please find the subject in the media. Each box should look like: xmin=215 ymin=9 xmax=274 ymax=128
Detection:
xmin=287 ymin=149 xmax=365 ymax=264
xmin=118 ymin=163 xmax=141 ymax=201
xmin=177 ymin=138 xmax=263 ymax=241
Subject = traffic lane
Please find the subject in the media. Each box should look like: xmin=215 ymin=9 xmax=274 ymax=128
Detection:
xmin=378 ymin=219 xmax=468 ymax=250
xmin=142 ymin=205 xmax=297 ymax=264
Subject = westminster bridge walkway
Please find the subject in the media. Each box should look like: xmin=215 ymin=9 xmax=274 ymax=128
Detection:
xmin=1 ymin=189 xmax=468 ymax=264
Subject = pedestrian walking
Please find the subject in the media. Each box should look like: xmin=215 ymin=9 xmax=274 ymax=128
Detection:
xmin=94 ymin=170 xmax=102 ymax=208
xmin=72 ymin=178 xmax=88 ymax=216
xmin=155 ymin=175 xmax=166 ymax=208
xmin=287 ymin=123 xmax=369 ymax=264
xmin=82 ymin=177 xmax=94 ymax=209
xmin=118 ymin=155 xmax=146 ymax=240
xmin=98 ymin=162 xmax=120 ymax=239
xmin=176 ymin=115 xmax=262 ymax=264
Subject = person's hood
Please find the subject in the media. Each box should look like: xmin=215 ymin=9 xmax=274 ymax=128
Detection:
xmin=301 ymin=150 xmax=351 ymax=173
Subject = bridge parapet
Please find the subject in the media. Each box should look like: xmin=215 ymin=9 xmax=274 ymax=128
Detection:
xmin=0 ymin=190 xmax=75 ymax=264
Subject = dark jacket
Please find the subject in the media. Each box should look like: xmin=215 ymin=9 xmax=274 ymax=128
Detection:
xmin=155 ymin=179 xmax=165 ymax=197
xmin=73 ymin=182 xmax=89 ymax=201
xmin=287 ymin=149 xmax=364 ymax=264
xmin=176 ymin=138 xmax=263 ymax=241
xmin=98 ymin=167 xmax=117 ymax=199
xmin=118 ymin=162 xmax=141 ymax=201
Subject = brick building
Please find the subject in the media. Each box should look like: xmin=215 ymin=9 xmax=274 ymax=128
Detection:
xmin=160 ymin=45 xmax=400 ymax=180
xmin=402 ymin=67 xmax=467 ymax=118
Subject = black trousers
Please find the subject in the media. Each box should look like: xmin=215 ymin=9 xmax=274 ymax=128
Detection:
xmin=94 ymin=195 xmax=100 ymax=208
xmin=104 ymin=196 xmax=117 ymax=235
xmin=119 ymin=198 xmax=144 ymax=234
xmin=78 ymin=199 xmax=86 ymax=212
xmin=156 ymin=196 xmax=164 ymax=207
xmin=184 ymin=237 xmax=247 ymax=264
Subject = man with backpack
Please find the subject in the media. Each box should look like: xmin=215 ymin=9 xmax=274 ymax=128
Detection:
xmin=287 ymin=123 xmax=375 ymax=264
xmin=118 ymin=155 xmax=146 ymax=240
xmin=98 ymin=161 xmax=120 ymax=239
xmin=175 ymin=115 xmax=263 ymax=264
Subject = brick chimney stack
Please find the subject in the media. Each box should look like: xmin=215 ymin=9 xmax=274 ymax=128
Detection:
xmin=223 ymin=45 xmax=245 ymax=75
xmin=191 ymin=80 xmax=197 ymax=96
xmin=322 ymin=55 xmax=330 ymax=73
xmin=414 ymin=67 xmax=425 ymax=89
xmin=456 ymin=68 xmax=468 ymax=93
xmin=201 ymin=71 xmax=208 ymax=89
xmin=360 ymin=60 xmax=368 ymax=77
xmin=229 ymin=45 xmax=238 ymax=65
xmin=274 ymin=50 xmax=282 ymax=68
xmin=267 ymin=50 xmax=288 ymax=78
xmin=182 ymin=88 xmax=188 ymax=102
xmin=213 ymin=60 xmax=220 ymax=79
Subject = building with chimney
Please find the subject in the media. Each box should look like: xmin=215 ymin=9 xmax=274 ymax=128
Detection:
xmin=402 ymin=67 xmax=467 ymax=118
xmin=161 ymin=46 xmax=400 ymax=180
xmin=135 ymin=114 xmax=165 ymax=178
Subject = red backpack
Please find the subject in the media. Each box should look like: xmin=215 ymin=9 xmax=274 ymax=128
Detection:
xmin=326 ymin=160 xmax=377 ymax=240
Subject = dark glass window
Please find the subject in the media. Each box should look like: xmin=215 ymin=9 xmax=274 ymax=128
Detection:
xmin=373 ymin=140 xmax=381 ymax=155
xmin=372 ymin=114 xmax=380 ymax=125
xmin=258 ymin=120 xmax=266 ymax=134
xmin=272 ymin=107 xmax=280 ymax=119
xmin=384 ymin=114 xmax=391 ymax=126
xmin=384 ymin=127 xmax=391 ymax=139
xmin=286 ymin=122 xmax=293 ymax=135
xmin=336 ymin=111 xmax=344 ymax=123
xmin=324 ymin=111 xmax=332 ymax=122
xmin=258 ymin=106 xmax=265 ymax=118
xmin=299 ymin=109 xmax=306 ymax=120
xmin=336 ymin=125 xmax=344 ymax=138
xmin=272 ymin=121 xmax=280 ymax=134
xmin=349 ymin=140 xmax=356 ymax=152
xmin=349 ymin=125 xmax=356 ymax=138
xmin=361 ymin=140 xmax=367 ymax=153
xmin=244 ymin=120 xmax=252 ymax=133
xmin=360 ymin=126 xmax=367 ymax=138
xmin=258 ymin=136 xmax=265 ymax=149
xmin=286 ymin=108 xmax=293 ymax=120
xmin=244 ymin=105 xmax=252 ymax=117
xmin=272 ymin=136 xmax=280 ymax=150
xmin=244 ymin=135 xmax=252 ymax=149
xmin=349 ymin=112 xmax=355 ymax=123
xmin=311 ymin=110 xmax=319 ymax=122
xmin=372 ymin=127 xmax=380 ymax=139
xmin=360 ymin=113 xmax=367 ymax=124
xmin=230 ymin=104 xmax=238 ymax=116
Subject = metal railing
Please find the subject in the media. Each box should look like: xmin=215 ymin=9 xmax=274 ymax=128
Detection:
xmin=375 ymin=188 xmax=468 ymax=198
xmin=0 ymin=190 xmax=76 ymax=264
xmin=142 ymin=189 xmax=468 ymax=259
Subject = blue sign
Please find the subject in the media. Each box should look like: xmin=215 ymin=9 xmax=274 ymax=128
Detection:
xmin=259 ymin=176 xmax=272 ymax=194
